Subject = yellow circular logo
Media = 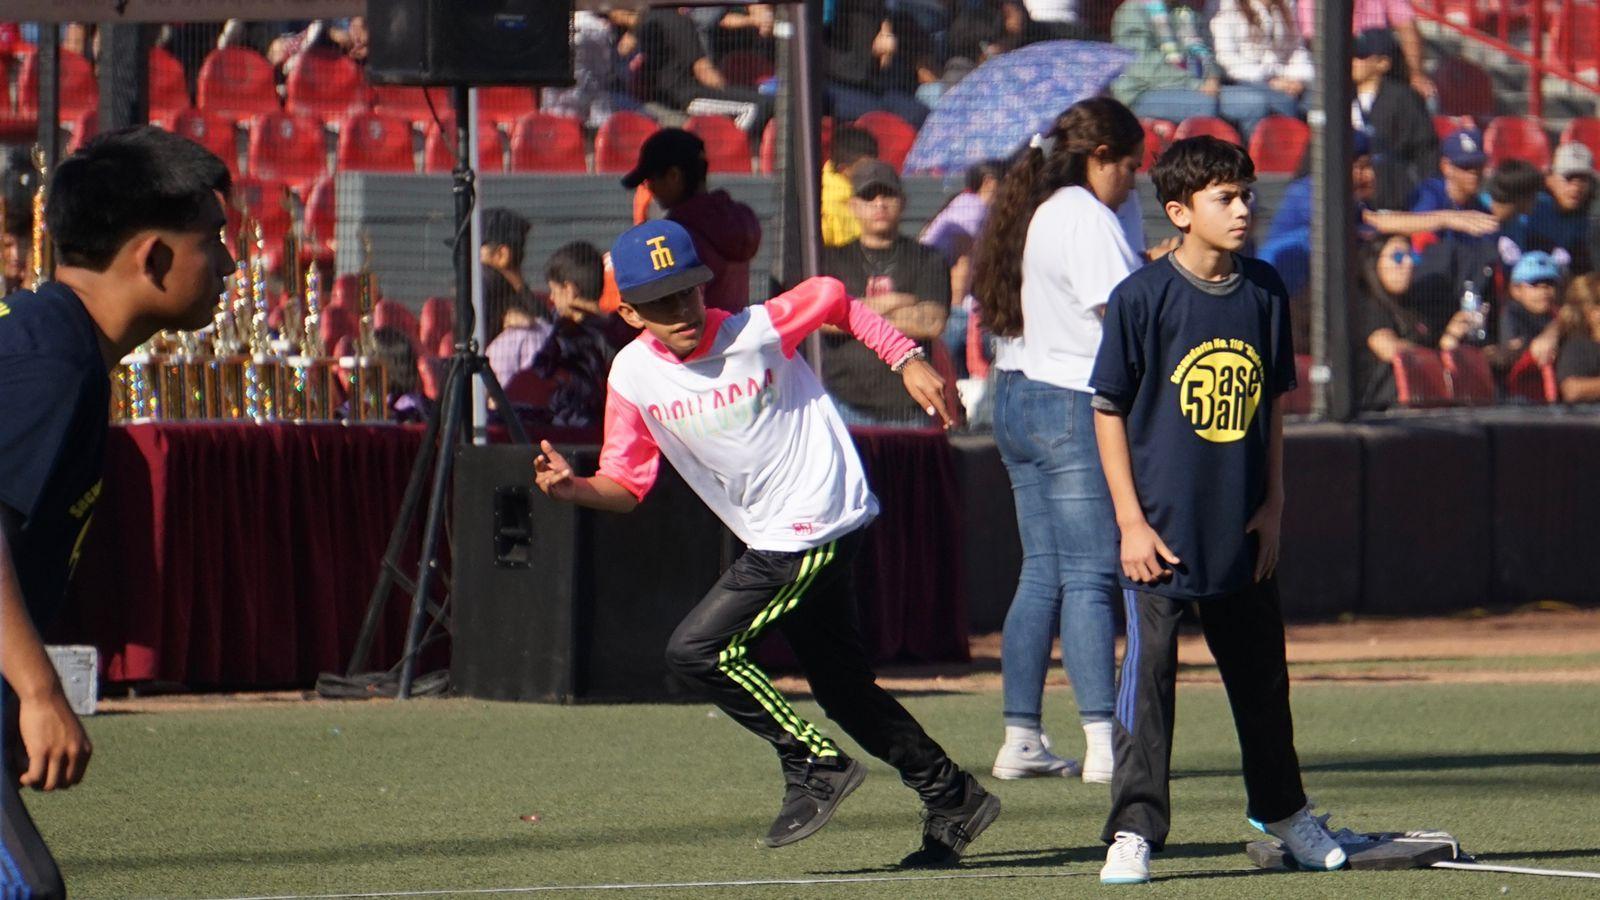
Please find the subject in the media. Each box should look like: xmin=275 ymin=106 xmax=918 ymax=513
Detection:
xmin=1174 ymin=344 xmax=1262 ymax=443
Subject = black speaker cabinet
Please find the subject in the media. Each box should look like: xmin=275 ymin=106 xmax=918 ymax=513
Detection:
xmin=365 ymin=0 xmax=576 ymax=87
xmin=451 ymin=444 xmax=724 ymax=702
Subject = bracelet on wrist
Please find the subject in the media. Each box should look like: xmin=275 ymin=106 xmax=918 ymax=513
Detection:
xmin=890 ymin=347 xmax=926 ymax=373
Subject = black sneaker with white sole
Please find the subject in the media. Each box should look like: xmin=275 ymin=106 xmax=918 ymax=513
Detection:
xmin=898 ymin=773 xmax=1002 ymax=868
xmin=761 ymin=755 xmax=866 ymax=848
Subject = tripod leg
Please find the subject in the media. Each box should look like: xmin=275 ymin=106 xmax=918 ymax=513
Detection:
xmin=477 ymin=364 xmax=532 ymax=445
xmin=345 ymin=363 xmax=452 ymax=677
xmin=396 ymin=357 xmax=469 ymax=699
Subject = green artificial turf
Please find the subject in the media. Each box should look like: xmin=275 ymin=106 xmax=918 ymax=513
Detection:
xmin=29 ymin=681 xmax=1600 ymax=898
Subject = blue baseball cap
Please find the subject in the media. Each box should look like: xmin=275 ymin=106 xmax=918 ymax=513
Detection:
xmin=1352 ymin=129 xmax=1372 ymax=158
xmin=608 ymin=219 xmax=713 ymax=305
xmin=1510 ymin=251 xmax=1561 ymax=285
xmin=1441 ymin=129 xmax=1487 ymax=168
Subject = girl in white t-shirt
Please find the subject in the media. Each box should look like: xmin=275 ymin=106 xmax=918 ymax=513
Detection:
xmin=972 ymin=97 xmax=1146 ymax=784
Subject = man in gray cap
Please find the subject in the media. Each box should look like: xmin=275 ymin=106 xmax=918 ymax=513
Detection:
xmin=1533 ymin=142 xmax=1595 ymax=273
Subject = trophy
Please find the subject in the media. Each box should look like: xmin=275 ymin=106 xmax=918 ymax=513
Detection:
xmin=241 ymin=220 xmax=282 ymax=423
xmin=113 ymin=341 xmax=159 ymax=422
xmin=207 ymin=255 xmax=251 ymax=421
xmin=344 ymin=232 xmax=388 ymax=422
xmin=29 ymin=146 xmax=52 ymax=290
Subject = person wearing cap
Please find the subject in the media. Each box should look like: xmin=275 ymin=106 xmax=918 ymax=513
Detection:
xmin=479 ymin=208 xmax=542 ymax=343
xmin=622 ymin=127 xmax=762 ymax=314
xmin=819 ymin=159 xmax=952 ymax=426
xmin=1351 ymin=28 xmax=1438 ymax=211
xmin=1531 ymin=142 xmax=1596 ymax=274
xmin=1410 ymin=129 xmax=1491 ymax=242
xmin=1296 ymin=2 xmax=1435 ymax=100
xmin=1493 ymin=250 xmax=1565 ymax=365
xmin=822 ymin=126 xmax=880 ymax=249
xmin=532 ymin=219 xmax=1002 ymax=867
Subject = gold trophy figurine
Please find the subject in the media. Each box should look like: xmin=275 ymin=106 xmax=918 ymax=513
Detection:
xmin=208 ymin=253 xmax=251 ymax=421
xmin=241 ymin=219 xmax=282 ymax=423
xmin=293 ymin=262 xmax=336 ymax=421
xmin=346 ymin=232 xmax=388 ymax=422
xmin=29 ymin=146 xmax=52 ymax=290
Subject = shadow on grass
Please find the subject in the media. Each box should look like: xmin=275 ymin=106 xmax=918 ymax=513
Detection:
xmin=1175 ymin=751 xmax=1600 ymax=779
xmin=813 ymin=841 xmax=1251 ymax=876
xmin=1471 ymin=848 xmax=1600 ymax=863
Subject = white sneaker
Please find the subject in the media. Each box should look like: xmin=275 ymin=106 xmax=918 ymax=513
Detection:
xmin=1081 ymin=721 xmax=1114 ymax=784
xmin=1100 ymin=831 xmax=1152 ymax=884
xmin=991 ymin=732 xmax=1080 ymax=779
xmin=1265 ymin=806 xmax=1348 ymax=871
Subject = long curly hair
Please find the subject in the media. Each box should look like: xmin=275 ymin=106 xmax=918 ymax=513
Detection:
xmin=972 ymin=97 xmax=1144 ymax=338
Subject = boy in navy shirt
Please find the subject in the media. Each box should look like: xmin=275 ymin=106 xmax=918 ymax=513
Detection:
xmin=1 ymin=127 xmax=234 ymax=897
xmin=1089 ymin=137 xmax=1345 ymax=884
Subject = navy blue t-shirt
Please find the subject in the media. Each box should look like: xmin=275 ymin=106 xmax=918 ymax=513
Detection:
xmin=1090 ymin=255 xmax=1297 ymax=600
xmin=0 ymin=282 xmax=109 ymax=628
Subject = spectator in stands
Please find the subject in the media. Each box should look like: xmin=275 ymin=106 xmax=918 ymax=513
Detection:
xmin=1532 ymin=143 xmax=1596 ymax=275
xmin=541 ymin=8 xmax=635 ymax=129
xmin=1497 ymin=250 xmax=1564 ymax=360
xmin=970 ymin=97 xmax=1148 ymax=786
xmin=823 ymin=126 xmax=880 ymax=248
xmin=1409 ymin=128 xmax=1489 ymax=242
xmin=1297 ymin=0 xmax=1434 ymax=99
xmin=1353 ymin=234 xmax=1432 ymax=410
xmin=1 ymin=196 xmax=27 ymax=297
xmin=1351 ymin=28 xmax=1437 ymax=211
xmin=1023 ymin=0 xmax=1088 ymax=37
xmin=369 ymin=326 xmax=430 ymax=423
xmin=480 ymin=208 xmax=538 ymax=343
xmin=634 ymin=5 xmax=771 ymax=133
xmin=1209 ymin=0 xmax=1314 ymax=111
xmin=821 ymin=159 xmax=951 ymax=425
xmin=824 ymin=0 xmax=932 ymax=128
xmin=1555 ymin=273 xmax=1600 ymax=402
xmin=1482 ymin=159 xmax=1545 ymax=255
xmin=1108 ymin=0 xmax=1298 ymax=139
xmin=529 ymin=241 xmax=615 ymax=428
xmin=620 ymin=128 xmax=762 ymax=313
xmin=921 ymin=159 xmax=1005 ymax=379
xmin=688 ymin=4 xmax=775 ymax=62
xmin=486 ymin=293 xmax=555 ymax=396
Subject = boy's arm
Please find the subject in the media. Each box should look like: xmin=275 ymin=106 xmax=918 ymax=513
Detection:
xmin=533 ymin=385 xmax=657 ymax=513
xmin=1093 ymin=409 xmax=1179 ymax=584
xmin=0 ymin=506 xmax=92 ymax=791
xmin=1245 ymin=404 xmax=1285 ymax=582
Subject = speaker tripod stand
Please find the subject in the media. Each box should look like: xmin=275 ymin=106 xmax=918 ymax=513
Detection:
xmin=323 ymin=85 xmax=530 ymax=700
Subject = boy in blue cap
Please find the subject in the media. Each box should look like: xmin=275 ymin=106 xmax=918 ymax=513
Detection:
xmin=533 ymin=219 xmax=1000 ymax=865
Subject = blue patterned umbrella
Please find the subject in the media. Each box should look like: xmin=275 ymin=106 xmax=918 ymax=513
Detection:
xmin=903 ymin=40 xmax=1135 ymax=175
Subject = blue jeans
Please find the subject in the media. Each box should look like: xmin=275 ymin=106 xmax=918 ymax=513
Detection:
xmin=1130 ymin=84 xmax=1300 ymax=141
xmin=992 ymin=370 xmax=1119 ymax=726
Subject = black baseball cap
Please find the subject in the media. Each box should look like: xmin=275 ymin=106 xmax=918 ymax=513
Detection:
xmin=851 ymin=158 xmax=903 ymax=197
xmin=1353 ymin=28 xmax=1398 ymax=60
xmin=620 ymin=128 xmax=707 ymax=190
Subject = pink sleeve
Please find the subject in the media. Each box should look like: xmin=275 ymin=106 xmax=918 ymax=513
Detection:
xmin=765 ymin=275 xmax=919 ymax=365
xmin=596 ymin=384 xmax=660 ymax=502
xmin=1384 ymin=0 xmax=1415 ymax=25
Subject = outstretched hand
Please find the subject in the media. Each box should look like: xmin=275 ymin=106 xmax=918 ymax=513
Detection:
xmin=900 ymin=358 xmax=953 ymax=430
xmin=533 ymin=440 xmax=577 ymax=501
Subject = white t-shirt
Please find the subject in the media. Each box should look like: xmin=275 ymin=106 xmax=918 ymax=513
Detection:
xmin=1025 ymin=0 xmax=1078 ymax=23
xmin=1010 ymin=186 xmax=1142 ymax=390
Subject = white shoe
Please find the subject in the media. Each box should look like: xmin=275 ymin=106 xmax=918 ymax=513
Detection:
xmin=1100 ymin=831 xmax=1152 ymax=884
xmin=1081 ymin=721 xmax=1114 ymax=784
xmin=991 ymin=730 xmax=1080 ymax=779
xmin=1265 ymin=806 xmax=1348 ymax=871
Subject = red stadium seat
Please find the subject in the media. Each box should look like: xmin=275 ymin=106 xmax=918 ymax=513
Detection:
xmin=1442 ymin=345 xmax=1496 ymax=405
xmin=18 ymin=48 xmax=97 ymax=121
xmin=1173 ymin=115 xmax=1242 ymax=146
xmin=686 ymin=114 xmax=752 ymax=174
xmin=65 ymin=108 xmax=97 ymax=154
xmin=331 ymin=273 xmax=366 ymax=309
xmin=375 ymin=299 xmax=421 ymax=346
xmin=1434 ymin=56 xmax=1495 ymax=119
xmin=335 ymin=110 xmax=416 ymax=172
xmin=1433 ymin=114 xmax=1477 ymax=140
xmin=595 ymin=110 xmax=660 ymax=173
xmin=1142 ymin=117 xmax=1178 ymax=144
xmin=148 ymin=47 xmax=191 ymax=122
xmin=371 ymin=84 xmax=450 ymax=128
xmin=1247 ymin=115 xmax=1308 ymax=174
xmin=759 ymin=116 xmax=833 ymax=175
xmin=303 ymin=175 xmax=337 ymax=261
xmin=420 ymin=297 xmax=455 ymax=353
xmin=509 ymin=112 xmax=586 ymax=172
xmin=1391 ymin=346 xmax=1453 ymax=408
xmin=197 ymin=47 xmax=280 ymax=124
xmin=320 ymin=306 xmax=358 ymax=355
xmin=1484 ymin=115 xmax=1552 ymax=168
xmin=1547 ymin=3 xmax=1600 ymax=81
xmin=230 ymin=176 xmax=295 ymax=272
xmin=476 ymin=86 xmax=539 ymax=130
xmin=285 ymin=49 xmax=368 ymax=122
xmin=1505 ymin=351 xmax=1558 ymax=404
xmin=1281 ymin=354 xmax=1313 ymax=415
xmin=1139 ymin=118 xmax=1170 ymax=171
xmin=1560 ymin=117 xmax=1600 ymax=161
xmin=160 ymin=108 xmax=238 ymax=176
xmin=853 ymin=110 xmax=916 ymax=172
xmin=247 ymin=112 xmax=328 ymax=193
xmin=423 ymin=118 xmax=506 ymax=172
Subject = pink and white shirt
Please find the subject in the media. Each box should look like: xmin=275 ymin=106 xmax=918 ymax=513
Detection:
xmin=598 ymin=276 xmax=917 ymax=552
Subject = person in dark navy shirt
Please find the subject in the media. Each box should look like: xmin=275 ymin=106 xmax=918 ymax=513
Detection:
xmin=0 ymin=126 xmax=233 ymax=898
xmin=1089 ymin=137 xmax=1347 ymax=885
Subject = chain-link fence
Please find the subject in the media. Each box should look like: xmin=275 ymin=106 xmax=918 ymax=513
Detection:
xmin=2 ymin=2 xmax=1598 ymax=425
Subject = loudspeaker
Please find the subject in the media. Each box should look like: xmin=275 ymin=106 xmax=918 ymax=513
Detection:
xmin=451 ymin=444 xmax=724 ymax=702
xmin=365 ymin=0 xmax=576 ymax=87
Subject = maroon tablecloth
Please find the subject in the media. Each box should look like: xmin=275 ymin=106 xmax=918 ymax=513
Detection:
xmin=55 ymin=423 xmax=968 ymax=689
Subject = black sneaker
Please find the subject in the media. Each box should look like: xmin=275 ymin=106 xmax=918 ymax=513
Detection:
xmin=898 ymin=773 xmax=1002 ymax=868
xmin=761 ymin=755 xmax=866 ymax=848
